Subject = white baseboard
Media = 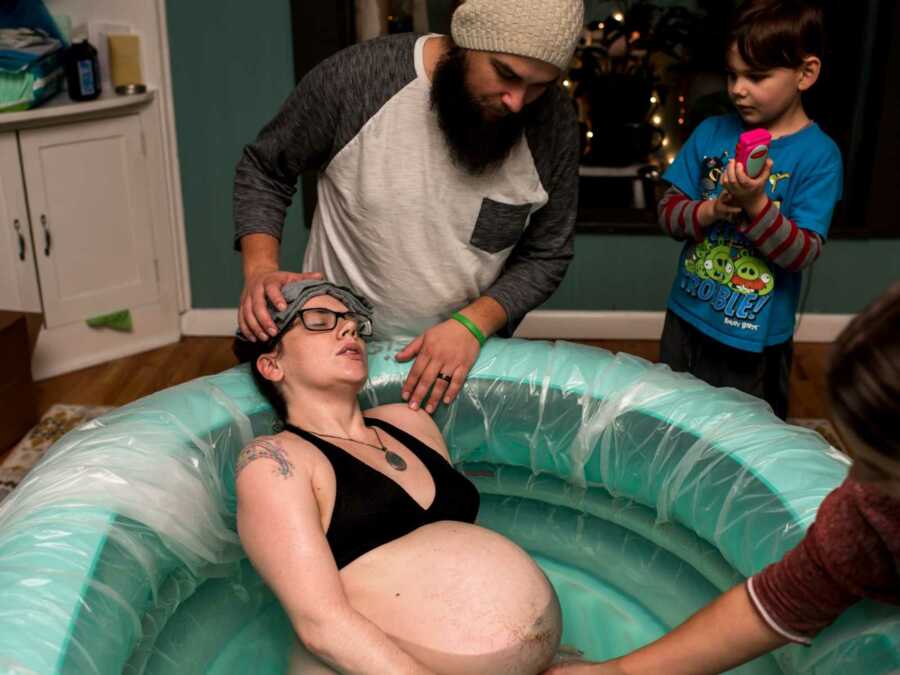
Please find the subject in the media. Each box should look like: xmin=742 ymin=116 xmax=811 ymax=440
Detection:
xmin=516 ymin=310 xmax=853 ymax=342
xmin=181 ymin=309 xmax=237 ymax=336
xmin=33 ymin=331 xmax=181 ymax=381
xmin=790 ymin=313 xmax=854 ymax=343
xmin=180 ymin=308 xmax=853 ymax=343
xmin=31 ymin=301 xmax=181 ymax=381
xmin=515 ymin=311 xmax=664 ymax=340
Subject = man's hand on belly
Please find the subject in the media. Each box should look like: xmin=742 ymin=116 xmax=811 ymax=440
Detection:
xmin=395 ymin=318 xmax=481 ymax=414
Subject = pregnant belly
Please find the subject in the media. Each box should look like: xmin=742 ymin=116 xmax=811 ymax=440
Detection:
xmin=339 ymin=521 xmax=562 ymax=675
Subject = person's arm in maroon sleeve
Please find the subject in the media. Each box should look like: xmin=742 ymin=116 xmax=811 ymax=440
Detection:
xmin=545 ymin=479 xmax=900 ymax=675
xmin=544 ymin=583 xmax=787 ymax=675
xmin=746 ymin=481 xmax=861 ymax=643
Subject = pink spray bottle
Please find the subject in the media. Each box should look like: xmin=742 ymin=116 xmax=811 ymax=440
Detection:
xmin=735 ymin=129 xmax=772 ymax=178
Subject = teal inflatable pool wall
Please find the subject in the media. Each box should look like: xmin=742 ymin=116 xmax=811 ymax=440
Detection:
xmin=0 ymin=339 xmax=897 ymax=673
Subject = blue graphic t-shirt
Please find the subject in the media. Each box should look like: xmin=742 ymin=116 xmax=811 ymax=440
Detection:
xmin=663 ymin=114 xmax=842 ymax=352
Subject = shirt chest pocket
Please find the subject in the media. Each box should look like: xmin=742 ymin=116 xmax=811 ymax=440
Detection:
xmin=469 ymin=198 xmax=534 ymax=254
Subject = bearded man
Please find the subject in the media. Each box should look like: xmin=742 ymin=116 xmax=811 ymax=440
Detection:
xmin=233 ymin=0 xmax=583 ymax=414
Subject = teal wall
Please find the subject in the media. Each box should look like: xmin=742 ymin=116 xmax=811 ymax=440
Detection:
xmin=166 ymin=4 xmax=898 ymax=314
xmin=166 ymin=1 xmax=308 ymax=309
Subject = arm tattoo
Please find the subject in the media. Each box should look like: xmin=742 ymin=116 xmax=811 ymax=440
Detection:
xmin=236 ymin=439 xmax=295 ymax=480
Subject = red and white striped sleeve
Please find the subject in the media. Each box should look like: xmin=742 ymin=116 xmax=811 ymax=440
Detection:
xmin=738 ymin=198 xmax=823 ymax=271
xmin=657 ymin=186 xmax=704 ymax=242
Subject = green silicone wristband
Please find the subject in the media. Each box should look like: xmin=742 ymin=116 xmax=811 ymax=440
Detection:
xmin=451 ymin=312 xmax=486 ymax=346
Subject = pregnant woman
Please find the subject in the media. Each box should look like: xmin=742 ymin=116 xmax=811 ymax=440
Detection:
xmin=233 ymin=280 xmax=561 ymax=674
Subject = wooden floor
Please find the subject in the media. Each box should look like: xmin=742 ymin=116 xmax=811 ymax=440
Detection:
xmin=33 ymin=337 xmax=239 ymax=415
xmin=29 ymin=336 xmax=832 ymax=421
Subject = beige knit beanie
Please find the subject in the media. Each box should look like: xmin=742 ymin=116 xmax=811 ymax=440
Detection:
xmin=451 ymin=0 xmax=584 ymax=71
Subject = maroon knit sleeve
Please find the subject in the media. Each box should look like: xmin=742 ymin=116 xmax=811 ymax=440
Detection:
xmin=746 ymin=479 xmax=900 ymax=643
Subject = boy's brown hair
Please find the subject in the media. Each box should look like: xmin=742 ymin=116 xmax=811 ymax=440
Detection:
xmin=827 ymin=283 xmax=900 ymax=463
xmin=729 ymin=0 xmax=825 ymax=71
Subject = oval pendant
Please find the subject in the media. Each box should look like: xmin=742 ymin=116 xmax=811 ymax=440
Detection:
xmin=385 ymin=450 xmax=407 ymax=471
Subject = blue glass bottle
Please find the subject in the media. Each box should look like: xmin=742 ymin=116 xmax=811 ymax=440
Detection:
xmin=65 ymin=40 xmax=101 ymax=101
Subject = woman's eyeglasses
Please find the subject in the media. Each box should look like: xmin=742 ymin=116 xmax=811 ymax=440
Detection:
xmin=291 ymin=308 xmax=374 ymax=337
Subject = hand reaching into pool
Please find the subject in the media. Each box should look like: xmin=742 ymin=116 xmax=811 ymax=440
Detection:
xmin=543 ymin=584 xmax=787 ymax=675
xmin=542 ymin=661 xmax=624 ymax=674
xmin=396 ymin=297 xmax=506 ymax=414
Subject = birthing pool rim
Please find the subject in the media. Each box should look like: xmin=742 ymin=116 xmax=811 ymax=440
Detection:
xmin=2 ymin=337 xmax=890 ymax=675
xmin=56 ymin=341 xmax=843 ymax=669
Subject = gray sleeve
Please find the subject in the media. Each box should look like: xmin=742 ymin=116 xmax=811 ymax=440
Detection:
xmin=232 ymin=34 xmax=417 ymax=250
xmin=484 ymin=88 xmax=579 ymax=335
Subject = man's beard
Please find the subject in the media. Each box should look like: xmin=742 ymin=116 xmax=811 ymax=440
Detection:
xmin=430 ymin=46 xmax=537 ymax=175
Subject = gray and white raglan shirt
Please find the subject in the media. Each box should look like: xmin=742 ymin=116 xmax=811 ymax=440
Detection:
xmin=234 ymin=33 xmax=578 ymax=339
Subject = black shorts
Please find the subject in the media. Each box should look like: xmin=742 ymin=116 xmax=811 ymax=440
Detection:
xmin=659 ymin=309 xmax=793 ymax=420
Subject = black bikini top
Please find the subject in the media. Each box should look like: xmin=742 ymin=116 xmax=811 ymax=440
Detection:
xmin=283 ymin=417 xmax=480 ymax=569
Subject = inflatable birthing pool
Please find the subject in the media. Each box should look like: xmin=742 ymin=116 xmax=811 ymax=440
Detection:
xmin=0 ymin=339 xmax=897 ymax=674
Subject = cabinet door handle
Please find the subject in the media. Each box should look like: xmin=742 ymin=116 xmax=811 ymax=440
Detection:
xmin=41 ymin=213 xmax=51 ymax=256
xmin=13 ymin=219 xmax=25 ymax=260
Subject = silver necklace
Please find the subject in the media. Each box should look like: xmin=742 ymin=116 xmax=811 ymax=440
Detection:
xmin=310 ymin=426 xmax=407 ymax=471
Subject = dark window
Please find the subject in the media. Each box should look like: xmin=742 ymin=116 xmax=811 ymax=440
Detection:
xmin=572 ymin=1 xmax=898 ymax=238
xmin=290 ymin=2 xmax=898 ymax=238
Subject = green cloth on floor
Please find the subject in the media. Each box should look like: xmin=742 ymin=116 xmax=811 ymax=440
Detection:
xmin=86 ymin=309 xmax=133 ymax=332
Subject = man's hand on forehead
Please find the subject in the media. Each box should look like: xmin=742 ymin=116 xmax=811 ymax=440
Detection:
xmin=239 ymin=270 xmax=324 ymax=342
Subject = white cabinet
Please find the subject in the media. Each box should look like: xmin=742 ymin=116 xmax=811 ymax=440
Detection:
xmin=18 ymin=115 xmax=159 ymax=328
xmin=0 ymin=1 xmax=188 ymax=380
xmin=0 ymin=133 xmax=41 ymax=313
xmin=0 ymin=91 xmax=182 ymax=380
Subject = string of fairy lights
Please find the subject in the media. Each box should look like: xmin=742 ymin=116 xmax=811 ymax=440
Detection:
xmin=563 ymin=6 xmax=690 ymax=168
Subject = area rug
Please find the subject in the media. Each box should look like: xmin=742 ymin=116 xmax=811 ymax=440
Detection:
xmin=0 ymin=403 xmax=112 ymax=503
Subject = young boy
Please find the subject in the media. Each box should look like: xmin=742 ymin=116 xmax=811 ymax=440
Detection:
xmin=546 ymin=283 xmax=900 ymax=674
xmin=656 ymin=0 xmax=843 ymax=419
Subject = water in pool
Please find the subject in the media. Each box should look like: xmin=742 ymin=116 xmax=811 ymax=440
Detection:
xmin=137 ymin=489 xmax=779 ymax=675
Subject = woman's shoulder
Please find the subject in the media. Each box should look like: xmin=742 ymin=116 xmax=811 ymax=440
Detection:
xmin=235 ymin=431 xmax=323 ymax=487
xmin=364 ymin=404 xmax=449 ymax=457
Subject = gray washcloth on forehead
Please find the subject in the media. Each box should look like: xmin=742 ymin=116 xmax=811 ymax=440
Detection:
xmin=234 ymin=280 xmax=374 ymax=341
xmin=275 ymin=280 xmax=374 ymax=329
